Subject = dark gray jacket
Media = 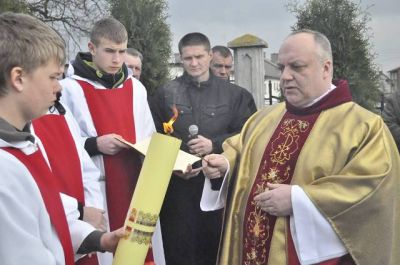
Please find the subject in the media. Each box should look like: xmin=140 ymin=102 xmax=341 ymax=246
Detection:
xmin=383 ymin=90 xmax=400 ymax=150
xmin=150 ymin=72 xmax=257 ymax=153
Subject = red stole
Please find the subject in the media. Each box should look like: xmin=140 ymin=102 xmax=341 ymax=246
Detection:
xmin=33 ymin=115 xmax=85 ymax=203
xmin=33 ymin=114 xmax=100 ymax=265
xmin=77 ymin=79 xmax=141 ymax=231
xmin=242 ymin=80 xmax=355 ymax=265
xmin=77 ymin=79 xmax=153 ymax=263
xmin=242 ymin=112 xmax=320 ymax=264
xmin=2 ymin=147 xmax=75 ymax=265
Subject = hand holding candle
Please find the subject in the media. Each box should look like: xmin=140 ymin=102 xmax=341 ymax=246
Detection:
xmin=112 ymin=133 xmax=181 ymax=265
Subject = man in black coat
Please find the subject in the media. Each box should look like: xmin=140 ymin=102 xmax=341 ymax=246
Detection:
xmin=150 ymin=32 xmax=257 ymax=265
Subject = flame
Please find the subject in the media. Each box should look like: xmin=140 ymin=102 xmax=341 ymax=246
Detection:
xmin=163 ymin=104 xmax=178 ymax=134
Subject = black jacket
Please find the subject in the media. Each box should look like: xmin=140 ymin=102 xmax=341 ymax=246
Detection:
xmin=150 ymin=71 xmax=257 ymax=153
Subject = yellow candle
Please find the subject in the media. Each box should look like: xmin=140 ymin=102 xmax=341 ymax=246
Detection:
xmin=113 ymin=133 xmax=181 ymax=265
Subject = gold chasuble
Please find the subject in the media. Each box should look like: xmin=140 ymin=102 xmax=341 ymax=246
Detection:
xmin=219 ymin=80 xmax=400 ymax=265
xmin=243 ymin=110 xmax=319 ymax=264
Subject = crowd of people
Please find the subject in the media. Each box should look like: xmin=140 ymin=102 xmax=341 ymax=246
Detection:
xmin=0 ymin=11 xmax=399 ymax=265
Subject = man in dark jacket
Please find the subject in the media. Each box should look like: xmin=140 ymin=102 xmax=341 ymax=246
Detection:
xmin=383 ymin=90 xmax=400 ymax=151
xmin=150 ymin=32 xmax=257 ymax=265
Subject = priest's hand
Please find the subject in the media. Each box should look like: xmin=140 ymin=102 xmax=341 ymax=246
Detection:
xmin=100 ymin=227 xmax=127 ymax=253
xmin=254 ymin=183 xmax=292 ymax=216
xmin=174 ymin=164 xmax=202 ymax=180
xmin=202 ymin=154 xmax=228 ymax=179
xmin=187 ymin=135 xmax=213 ymax=157
xmin=83 ymin=207 xmax=106 ymax=231
xmin=97 ymin=134 xmax=127 ymax=155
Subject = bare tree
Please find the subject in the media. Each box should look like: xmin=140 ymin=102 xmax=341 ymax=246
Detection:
xmin=1 ymin=0 xmax=110 ymax=55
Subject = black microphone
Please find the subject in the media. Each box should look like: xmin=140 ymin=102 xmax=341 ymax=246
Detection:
xmin=188 ymin=124 xmax=198 ymax=139
xmin=49 ymin=92 xmax=66 ymax=115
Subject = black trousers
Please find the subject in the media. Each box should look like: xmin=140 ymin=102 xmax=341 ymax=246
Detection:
xmin=160 ymin=174 xmax=223 ymax=265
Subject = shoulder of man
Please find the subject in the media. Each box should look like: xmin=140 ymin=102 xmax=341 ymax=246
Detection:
xmin=156 ymin=76 xmax=187 ymax=94
xmin=61 ymin=75 xmax=104 ymax=89
xmin=349 ymin=101 xmax=379 ymax=117
xmin=219 ymin=80 xmax=254 ymax=99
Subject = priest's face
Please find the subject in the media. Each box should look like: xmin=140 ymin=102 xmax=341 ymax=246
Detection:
xmin=278 ymin=33 xmax=332 ymax=108
xmin=89 ymin=38 xmax=127 ymax=75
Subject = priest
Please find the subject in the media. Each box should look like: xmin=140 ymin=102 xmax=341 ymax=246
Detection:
xmin=201 ymin=29 xmax=400 ymax=265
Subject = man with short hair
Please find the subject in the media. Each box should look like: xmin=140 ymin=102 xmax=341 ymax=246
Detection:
xmin=61 ymin=17 xmax=162 ymax=265
xmin=210 ymin=45 xmax=233 ymax=81
xmin=150 ymin=32 xmax=257 ymax=265
xmin=125 ymin=47 xmax=143 ymax=80
xmin=0 ymin=12 xmax=125 ymax=265
xmin=201 ymin=29 xmax=400 ymax=265
xmin=211 ymin=45 xmax=257 ymax=113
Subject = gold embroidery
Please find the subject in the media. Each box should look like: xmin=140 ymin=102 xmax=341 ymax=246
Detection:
xmin=245 ymin=208 xmax=268 ymax=265
xmin=244 ymin=118 xmax=310 ymax=264
xmin=266 ymin=167 xmax=278 ymax=182
xmin=255 ymin=183 xmax=265 ymax=195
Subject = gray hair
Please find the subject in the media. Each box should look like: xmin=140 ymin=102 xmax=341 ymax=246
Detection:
xmin=289 ymin=29 xmax=333 ymax=63
xmin=211 ymin=46 xmax=232 ymax=58
xmin=126 ymin=48 xmax=143 ymax=61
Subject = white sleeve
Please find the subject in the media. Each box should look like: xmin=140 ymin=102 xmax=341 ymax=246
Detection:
xmin=290 ymin=185 xmax=347 ymax=265
xmin=68 ymin=219 xmax=96 ymax=260
xmin=60 ymin=77 xmax=106 ymax=178
xmin=132 ymin=78 xmax=156 ymax=141
xmin=60 ymin=193 xmax=97 ymax=261
xmin=60 ymin=77 xmax=99 ymax=139
xmin=80 ymin=149 xmax=104 ymax=209
xmin=151 ymin=220 xmax=166 ymax=265
xmin=200 ymin=159 xmax=230 ymax=211
xmin=0 ymin=152 xmax=63 ymax=265
xmin=60 ymin=192 xmax=80 ymax=221
xmin=63 ymin=107 xmax=104 ymax=209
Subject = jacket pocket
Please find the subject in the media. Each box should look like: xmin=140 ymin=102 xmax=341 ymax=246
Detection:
xmin=202 ymin=104 xmax=230 ymax=118
xmin=175 ymin=103 xmax=193 ymax=115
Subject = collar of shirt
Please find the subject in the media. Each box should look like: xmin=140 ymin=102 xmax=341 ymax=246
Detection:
xmin=304 ymin=84 xmax=336 ymax=108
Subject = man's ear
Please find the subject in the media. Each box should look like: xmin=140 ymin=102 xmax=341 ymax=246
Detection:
xmin=88 ymin=41 xmax=96 ymax=55
xmin=9 ymin=66 xmax=25 ymax=92
xmin=323 ymin=60 xmax=333 ymax=79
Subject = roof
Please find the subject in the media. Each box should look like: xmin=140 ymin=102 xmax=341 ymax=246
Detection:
xmin=264 ymin=58 xmax=280 ymax=79
xmin=228 ymin=34 xmax=268 ymax=49
xmin=388 ymin=66 xmax=400 ymax=73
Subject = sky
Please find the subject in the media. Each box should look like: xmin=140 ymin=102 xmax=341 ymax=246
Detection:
xmin=167 ymin=0 xmax=400 ymax=73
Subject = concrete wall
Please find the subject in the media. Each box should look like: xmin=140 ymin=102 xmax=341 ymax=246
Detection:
xmin=233 ymin=47 xmax=266 ymax=109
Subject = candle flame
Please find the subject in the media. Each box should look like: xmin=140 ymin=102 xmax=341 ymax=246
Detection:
xmin=163 ymin=104 xmax=178 ymax=134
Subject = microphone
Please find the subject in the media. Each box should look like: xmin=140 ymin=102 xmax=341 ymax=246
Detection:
xmin=188 ymin=124 xmax=198 ymax=139
xmin=188 ymin=124 xmax=202 ymax=169
xmin=49 ymin=92 xmax=66 ymax=115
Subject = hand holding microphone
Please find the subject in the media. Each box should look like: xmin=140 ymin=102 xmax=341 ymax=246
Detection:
xmin=187 ymin=124 xmax=213 ymax=157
